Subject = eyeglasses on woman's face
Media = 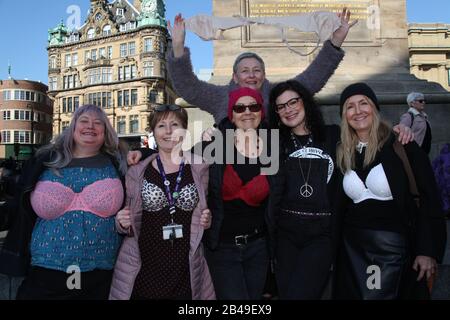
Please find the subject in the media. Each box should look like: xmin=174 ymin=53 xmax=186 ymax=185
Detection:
xmin=233 ymin=103 xmax=262 ymax=114
xmin=275 ymin=97 xmax=302 ymax=113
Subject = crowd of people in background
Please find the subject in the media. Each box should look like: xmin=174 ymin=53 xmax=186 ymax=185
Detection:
xmin=0 ymin=8 xmax=448 ymax=301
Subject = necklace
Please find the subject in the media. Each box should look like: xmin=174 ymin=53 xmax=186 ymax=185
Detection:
xmin=356 ymin=141 xmax=368 ymax=154
xmin=291 ymin=131 xmax=313 ymax=150
xmin=299 ymin=158 xmax=313 ymax=198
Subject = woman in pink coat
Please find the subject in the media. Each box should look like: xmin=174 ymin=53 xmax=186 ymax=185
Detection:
xmin=109 ymin=105 xmax=215 ymax=300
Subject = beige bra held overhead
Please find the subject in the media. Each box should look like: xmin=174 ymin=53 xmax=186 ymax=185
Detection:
xmin=184 ymin=12 xmax=342 ymax=56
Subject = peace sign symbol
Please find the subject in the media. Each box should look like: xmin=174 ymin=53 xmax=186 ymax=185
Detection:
xmin=300 ymin=183 xmax=314 ymax=198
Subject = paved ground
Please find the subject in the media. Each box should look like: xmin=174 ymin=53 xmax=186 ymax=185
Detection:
xmin=1 ymin=223 xmax=450 ymax=300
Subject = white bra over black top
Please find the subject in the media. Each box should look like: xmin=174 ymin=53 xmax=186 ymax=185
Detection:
xmin=343 ymin=164 xmax=394 ymax=204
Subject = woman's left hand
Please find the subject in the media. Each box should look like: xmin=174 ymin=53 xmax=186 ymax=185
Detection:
xmin=200 ymin=209 xmax=212 ymax=229
xmin=393 ymin=124 xmax=415 ymax=145
xmin=413 ymin=255 xmax=437 ymax=281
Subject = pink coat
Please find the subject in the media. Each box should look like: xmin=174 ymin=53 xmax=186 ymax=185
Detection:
xmin=109 ymin=153 xmax=215 ymax=300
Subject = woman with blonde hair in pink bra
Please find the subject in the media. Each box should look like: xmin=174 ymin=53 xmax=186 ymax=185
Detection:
xmin=0 ymin=105 xmax=128 ymax=300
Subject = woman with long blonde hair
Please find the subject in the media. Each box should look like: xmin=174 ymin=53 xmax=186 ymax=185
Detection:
xmin=334 ymin=83 xmax=446 ymax=299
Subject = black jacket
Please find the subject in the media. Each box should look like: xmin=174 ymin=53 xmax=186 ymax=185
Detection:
xmin=337 ymin=134 xmax=447 ymax=262
xmin=193 ymin=119 xmax=277 ymax=257
xmin=0 ymin=151 xmax=126 ymax=277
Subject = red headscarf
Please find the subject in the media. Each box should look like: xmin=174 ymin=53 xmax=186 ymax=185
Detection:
xmin=228 ymin=87 xmax=265 ymax=122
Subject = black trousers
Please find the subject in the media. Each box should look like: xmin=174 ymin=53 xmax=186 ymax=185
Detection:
xmin=16 ymin=266 xmax=113 ymax=300
xmin=275 ymin=216 xmax=332 ymax=300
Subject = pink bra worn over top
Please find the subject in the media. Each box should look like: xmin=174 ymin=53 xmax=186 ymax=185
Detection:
xmin=30 ymin=179 xmax=124 ymax=220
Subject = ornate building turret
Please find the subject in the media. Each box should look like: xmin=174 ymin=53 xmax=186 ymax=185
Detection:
xmin=138 ymin=0 xmax=167 ymax=28
xmin=48 ymin=21 xmax=68 ymax=46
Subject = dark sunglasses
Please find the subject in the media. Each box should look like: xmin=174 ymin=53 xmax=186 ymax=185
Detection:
xmin=415 ymin=99 xmax=425 ymax=103
xmin=232 ymin=103 xmax=262 ymax=113
xmin=154 ymin=104 xmax=181 ymax=112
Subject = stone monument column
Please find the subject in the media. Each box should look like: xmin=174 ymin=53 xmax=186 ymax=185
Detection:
xmin=210 ymin=0 xmax=450 ymax=157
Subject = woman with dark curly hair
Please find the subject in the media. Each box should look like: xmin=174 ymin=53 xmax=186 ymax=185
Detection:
xmin=268 ymin=80 xmax=341 ymax=299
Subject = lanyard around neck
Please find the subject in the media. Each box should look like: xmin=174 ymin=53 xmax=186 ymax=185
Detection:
xmin=156 ymin=155 xmax=185 ymax=209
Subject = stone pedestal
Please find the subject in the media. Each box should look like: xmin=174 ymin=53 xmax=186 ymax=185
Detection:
xmin=209 ymin=0 xmax=450 ymax=159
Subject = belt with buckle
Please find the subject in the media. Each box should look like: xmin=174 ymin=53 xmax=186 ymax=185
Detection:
xmin=234 ymin=229 xmax=265 ymax=247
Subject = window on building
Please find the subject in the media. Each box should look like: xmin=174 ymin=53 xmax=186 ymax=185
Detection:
xmin=74 ymin=34 xmax=80 ymax=42
xmin=68 ymin=97 xmax=73 ymax=113
xmin=149 ymin=90 xmax=158 ymax=103
xmin=120 ymin=43 xmax=127 ymax=58
xmin=107 ymin=92 xmax=112 ymax=108
xmin=87 ymin=68 xmax=112 ymax=85
xmin=14 ymin=131 xmax=31 ymax=144
xmin=130 ymin=115 xmax=139 ymax=133
xmin=144 ymin=38 xmax=153 ymax=52
xmin=88 ymin=92 xmax=111 ymax=109
xmin=101 ymin=68 xmax=112 ymax=83
xmin=117 ymin=90 xmax=138 ymax=107
xmin=117 ymin=8 xmax=124 ymax=16
xmin=85 ymin=50 xmax=91 ymax=63
xmin=99 ymin=47 xmax=106 ymax=59
xmin=143 ymin=61 xmax=154 ymax=77
xmin=117 ymin=116 xmax=126 ymax=134
xmin=160 ymin=39 xmax=165 ymax=53
xmin=118 ymin=65 xmax=136 ymax=81
xmin=63 ymin=74 xmax=78 ymax=89
xmin=62 ymin=98 xmax=67 ymax=113
xmin=131 ymin=89 xmax=138 ymax=106
xmin=13 ymin=110 xmax=31 ymax=121
xmin=121 ymin=22 xmax=136 ymax=32
xmin=1 ymin=131 xmax=11 ymax=143
xmin=118 ymin=91 xmax=123 ymax=107
xmin=103 ymin=25 xmax=112 ymax=36
xmin=62 ymin=121 xmax=70 ymax=131
xmin=107 ymin=46 xmax=113 ymax=59
xmin=129 ymin=42 xmax=136 ymax=56
xmin=65 ymin=54 xmax=72 ymax=67
xmin=87 ymin=28 xmax=95 ymax=39
xmin=2 ymin=110 xmax=11 ymax=120
xmin=124 ymin=90 xmax=130 ymax=106
xmin=2 ymin=90 xmax=11 ymax=101
xmin=49 ymin=77 xmax=58 ymax=91
xmin=50 ymin=56 xmax=57 ymax=69
xmin=68 ymin=75 xmax=74 ymax=89
xmin=91 ymin=49 xmax=97 ymax=61
xmin=73 ymin=53 xmax=78 ymax=66
xmin=101 ymin=92 xmax=112 ymax=109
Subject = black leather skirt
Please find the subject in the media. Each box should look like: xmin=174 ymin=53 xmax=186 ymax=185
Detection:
xmin=335 ymin=227 xmax=408 ymax=300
